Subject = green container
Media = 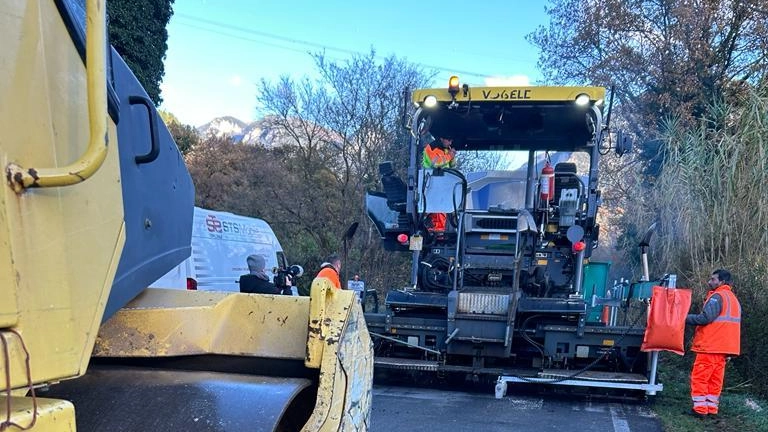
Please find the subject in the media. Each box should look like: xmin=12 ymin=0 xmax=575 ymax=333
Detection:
xmin=582 ymin=261 xmax=611 ymax=323
xmin=629 ymin=281 xmax=654 ymax=299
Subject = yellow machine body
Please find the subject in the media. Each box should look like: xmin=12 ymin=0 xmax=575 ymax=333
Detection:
xmin=0 ymin=1 xmax=372 ymax=430
xmin=412 ymin=85 xmax=605 ymax=104
xmin=93 ymin=281 xmax=373 ymax=431
xmin=0 ymin=0 xmax=124 ymax=398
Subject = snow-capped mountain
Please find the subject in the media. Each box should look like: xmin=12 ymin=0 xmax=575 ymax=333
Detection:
xmin=197 ymin=116 xmax=249 ymax=141
xmin=198 ymin=116 xmax=285 ymax=147
xmin=196 ymin=116 xmax=340 ymax=148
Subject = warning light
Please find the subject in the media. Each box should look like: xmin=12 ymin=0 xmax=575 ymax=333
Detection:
xmin=397 ymin=234 xmax=409 ymax=244
xmin=448 ymin=76 xmax=460 ymax=96
xmin=572 ymin=241 xmax=586 ymax=253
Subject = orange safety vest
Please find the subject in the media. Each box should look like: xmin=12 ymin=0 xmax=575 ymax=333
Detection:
xmin=316 ymin=266 xmax=341 ymax=289
xmin=422 ymin=144 xmax=455 ymax=168
xmin=691 ymin=285 xmax=741 ymax=355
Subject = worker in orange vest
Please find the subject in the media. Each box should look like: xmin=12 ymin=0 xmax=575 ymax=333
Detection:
xmin=422 ymin=136 xmax=456 ymax=169
xmin=422 ymin=135 xmax=457 ymax=232
xmin=685 ymin=269 xmax=741 ymax=418
xmin=315 ymin=254 xmax=342 ymax=289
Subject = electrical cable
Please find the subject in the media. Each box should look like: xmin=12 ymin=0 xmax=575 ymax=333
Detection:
xmin=175 ymin=13 xmax=496 ymax=79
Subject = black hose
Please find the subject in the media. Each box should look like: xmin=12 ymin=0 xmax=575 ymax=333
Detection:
xmin=419 ymin=255 xmax=453 ymax=291
xmin=509 ymin=303 xmax=647 ymax=384
xmin=518 ymin=314 xmax=546 ymax=362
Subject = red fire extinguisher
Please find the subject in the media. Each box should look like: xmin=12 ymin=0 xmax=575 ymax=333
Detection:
xmin=540 ymin=161 xmax=555 ymax=203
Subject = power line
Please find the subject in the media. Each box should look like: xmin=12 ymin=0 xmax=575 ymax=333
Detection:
xmin=176 ymin=22 xmax=329 ymax=57
xmin=173 ymin=13 xmax=496 ymax=79
xmin=201 ymin=6 xmax=540 ymax=66
xmin=176 ymin=13 xmax=360 ymax=56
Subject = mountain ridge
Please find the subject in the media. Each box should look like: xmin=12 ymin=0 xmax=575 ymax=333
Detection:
xmin=197 ymin=116 xmax=266 ymax=146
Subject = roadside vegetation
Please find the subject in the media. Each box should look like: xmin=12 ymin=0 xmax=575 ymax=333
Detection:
xmin=626 ymin=86 xmax=768 ymax=429
xmin=529 ymin=1 xmax=768 ymax=422
xmin=183 ymin=51 xmax=432 ymax=295
xmin=654 ymin=354 xmax=767 ymax=431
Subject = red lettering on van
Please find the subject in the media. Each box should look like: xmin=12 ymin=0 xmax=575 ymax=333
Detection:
xmin=206 ymin=215 xmax=222 ymax=232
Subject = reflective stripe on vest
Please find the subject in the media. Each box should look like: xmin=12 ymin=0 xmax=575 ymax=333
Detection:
xmin=713 ymin=291 xmax=741 ymax=323
xmin=691 ymin=285 xmax=741 ymax=355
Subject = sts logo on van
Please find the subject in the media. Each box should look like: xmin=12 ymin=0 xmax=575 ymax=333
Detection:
xmin=206 ymin=215 xmax=223 ymax=233
xmin=205 ymin=214 xmax=268 ymax=242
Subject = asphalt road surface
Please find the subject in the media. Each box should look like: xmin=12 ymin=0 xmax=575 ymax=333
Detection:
xmin=370 ymin=385 xmax=662 ymax=432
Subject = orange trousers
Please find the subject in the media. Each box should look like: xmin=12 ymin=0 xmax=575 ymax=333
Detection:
xmin=690 ymin=352 xmax=726 ymax=415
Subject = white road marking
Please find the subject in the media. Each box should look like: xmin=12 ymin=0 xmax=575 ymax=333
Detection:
xmin=610 ymin=406 xmax=631 ymax=432
xmin=574 ymin=401 xmax=656 ymax=418
xmin=500 ymin=397 xmax=544 ymax=410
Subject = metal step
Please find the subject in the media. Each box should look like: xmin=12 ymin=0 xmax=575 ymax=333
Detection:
xmin=374 ymin=357 xmax=440 ymax=371
xmin=496 ymin=369 xmax=663 ymax=397
xmin=538 ymin=369 xmax=649 ymax=383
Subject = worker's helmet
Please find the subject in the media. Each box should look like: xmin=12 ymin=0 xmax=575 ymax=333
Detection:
xmin=436 ymin=134 xmax=454 ymax=148
xmin=420 ymin=132 xmax=436 ymax=147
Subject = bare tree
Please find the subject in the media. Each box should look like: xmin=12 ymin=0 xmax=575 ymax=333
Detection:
xmin=255 ymin=51 xmax=433 ymax=287
xmin=529 ymin=0 xmax=768 ymax=175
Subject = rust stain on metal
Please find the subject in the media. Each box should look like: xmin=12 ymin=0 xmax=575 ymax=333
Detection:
xmin=24 ymin=169 xmax=40 ymax=187
xmin=6 ymin=164 xmax=40 ymax=192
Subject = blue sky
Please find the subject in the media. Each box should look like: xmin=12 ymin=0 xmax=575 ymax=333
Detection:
xmin=159 ymin=1 xmax=550 ymax=126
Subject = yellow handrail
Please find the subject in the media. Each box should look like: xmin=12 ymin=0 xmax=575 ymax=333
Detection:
xmin=6 ymin=0 xmax=108 ymax=193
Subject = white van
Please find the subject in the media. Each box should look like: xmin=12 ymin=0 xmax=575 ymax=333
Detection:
xmin=151 ymin=207 xmax=290 ymax=292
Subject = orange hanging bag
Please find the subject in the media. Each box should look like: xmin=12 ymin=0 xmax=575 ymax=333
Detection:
xmin=640 ymin=286 xmax=692 ymax=355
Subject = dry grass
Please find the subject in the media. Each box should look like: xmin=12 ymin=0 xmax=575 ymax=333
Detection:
xmin=622 ymin=84 xmax=768 ymax=398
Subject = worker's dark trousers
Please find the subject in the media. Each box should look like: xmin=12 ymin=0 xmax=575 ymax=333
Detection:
xmin=690 ymin=352 xmax=726 ymax=415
